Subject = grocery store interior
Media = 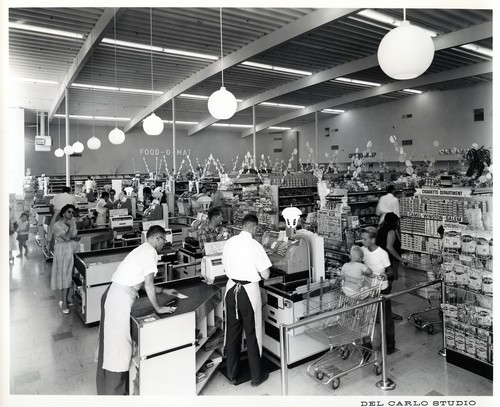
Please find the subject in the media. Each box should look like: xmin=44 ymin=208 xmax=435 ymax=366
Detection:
xmin=2 ymin=2 xmax=497 ymax=403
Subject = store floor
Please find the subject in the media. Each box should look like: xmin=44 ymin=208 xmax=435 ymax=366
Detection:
xmin=8 ymin=238 xmax=493 ymax=396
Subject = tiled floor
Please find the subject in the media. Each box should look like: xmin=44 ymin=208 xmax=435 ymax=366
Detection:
xmin=7 ymin=236 xmax=494 ymax=398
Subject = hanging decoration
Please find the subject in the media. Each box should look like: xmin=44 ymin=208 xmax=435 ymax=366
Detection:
xmin=143 ymin=8 xmax=164 ymax=136
xmin=208 ymin=8 xmax=237 ymax=120
xmin=87 ymin=47 xmax=101 ymax=150
xmin=54 ymin=116 xmax=64 ymax=158
xmin=377 ymin=9 xmax=435 ymax=80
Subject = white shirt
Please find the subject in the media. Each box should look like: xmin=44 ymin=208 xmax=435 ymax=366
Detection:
xmin=222 ymin=231 xmax=272 ymax=283
xmin=96 ymin=198 xmax=108 ymax=215
xmin=376 ymin=193 xmax=400 ymax=223
xmin=84 ymin=179 xmax=96 ymax=193
xmin=362 ymin=246 xmax=391 ymax=290
xmin=50 ymin=192 xmax=78 ymax=214
xmin=112 ymin=242 xmax=158 ymax=286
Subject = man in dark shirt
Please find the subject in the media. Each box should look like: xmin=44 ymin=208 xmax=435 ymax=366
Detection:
xmin=197 ymin=207 xmax=229 ymax=254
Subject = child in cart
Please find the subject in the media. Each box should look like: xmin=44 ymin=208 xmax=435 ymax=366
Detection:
xmin=341 ymin=246 xmax=373 ymax=299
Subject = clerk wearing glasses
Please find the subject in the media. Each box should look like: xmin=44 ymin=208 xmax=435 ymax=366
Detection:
xmin=51 ymin=204 xmax=81 ymax=314
xmin=96 ymin=225 xmax=178 ymax=395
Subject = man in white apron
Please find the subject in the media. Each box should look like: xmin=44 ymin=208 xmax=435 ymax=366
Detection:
xmin=96 ymin=225 xmax=178 ymax=395
xmin=222 ymin=214 xmax=272 ymax=387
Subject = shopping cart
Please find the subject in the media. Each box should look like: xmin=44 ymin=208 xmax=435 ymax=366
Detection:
xmin=304 ymin=274 xmax=385 ymax=390
xmin=407 ymin=250 xmax=443 ymax=334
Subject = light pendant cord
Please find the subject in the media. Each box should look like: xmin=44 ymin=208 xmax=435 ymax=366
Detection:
xmin=114 ymin=8 xmax=118 ymax=128
xmin=150 ymin=8 xmax=155 ymax=111
xmin=219 ymin=7 xmax=224 ymax=87
xmin=91 ymin=48 xmax=95 ymax=138
xmin=58 ymin=117 xmax=61 ymax=148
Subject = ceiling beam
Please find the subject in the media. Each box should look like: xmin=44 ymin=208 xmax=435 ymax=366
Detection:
xmin=124 ymin=8 xmax=359 ymax=133
xmin=241 ymin=60 xmax=492 ymax=137
xmin=47 ymin=8 xmax=122 ymax=121
xmin=189 ymin=20 xmax=492 ymax=137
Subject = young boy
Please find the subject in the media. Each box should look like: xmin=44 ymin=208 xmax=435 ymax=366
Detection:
xmin=16 ymin=213 xmax=30 ymax=257
xmin=341 ymin=245 xmax=373 ymax=299
xmin=361 ymin=227 xmax=395 ymax=355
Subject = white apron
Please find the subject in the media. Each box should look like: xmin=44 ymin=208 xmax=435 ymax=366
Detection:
xmin=224 ymin=279 xmax=263 ymax=355
xmin=102 ymin=282 xmax=138 ymax=372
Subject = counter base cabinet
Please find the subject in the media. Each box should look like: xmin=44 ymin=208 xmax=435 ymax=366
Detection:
xmin=446 ymin=349 xmax=493 ymax=380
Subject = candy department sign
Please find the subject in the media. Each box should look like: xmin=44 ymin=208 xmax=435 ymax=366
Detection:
xmin=139 ymin=148 xmax=192 ymax=156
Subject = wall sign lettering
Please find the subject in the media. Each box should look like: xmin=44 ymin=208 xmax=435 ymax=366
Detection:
xmin=139 ymin=148 xmax=192 ymax=156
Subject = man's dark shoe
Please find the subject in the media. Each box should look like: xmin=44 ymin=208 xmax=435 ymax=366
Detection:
xmin=392 ymin=313 xmax=404 ymax=321
xmin=387 ymin=347 xmax=396 ymax=355
xmin=251 ymin=371 xmax=269 ymax=387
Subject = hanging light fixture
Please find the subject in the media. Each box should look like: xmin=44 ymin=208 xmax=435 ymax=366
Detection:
xmin=377 ymin=9 xmax=434 ymax=80
xmin=87 ymin=47 xmax=101 ymax=150
xmin=54 ymin=116 xmax=64 ymax=157
xmin=72 ymin=119 xmax=84 ymax=153
xmin=108 ymin=8 xmax=126 ymax=145
xmin=143 ymin=8 xmax=164 ymax=136
xmin=208 ymin=7 xmax=237 ymax=120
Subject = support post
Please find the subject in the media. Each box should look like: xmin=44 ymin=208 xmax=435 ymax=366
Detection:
xmin=172 ymin=97 xmax=176 ymax=173
xmin=65 ymin=89 xmax=70 ymax=187
xmin=252 ymin=105 xmax=256 ymax=166
xmin=376 ymin=295 xmax=396 ymax=390
xmin=439 ymin=278 xmax=447 ymax=357
xmin=315 ymin=111 xmax=318 ymax=163
xmin=279 ymin=324 xmax=288 ymax=395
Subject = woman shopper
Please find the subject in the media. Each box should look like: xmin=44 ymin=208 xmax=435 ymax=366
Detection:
xmin=51 ymin=204 xmax=81 ymax=314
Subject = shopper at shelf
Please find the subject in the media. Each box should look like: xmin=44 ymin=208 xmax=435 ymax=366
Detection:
xmin=341 ymin=245 xmax=373 ymax=299
xmin=95 ymin=225 xmax=179 ymax=395
xmin=361 ymin=226 xmax=396 ymax=355
xmin=222 ymin=214 xmax=272 ymax=387
xmin=108 ymin=189 xmax=120 ymax=208
xmin=9 ymin=207 xmax=18 ymax=263
xmin=51 ymin=204 xmax=81 ymax=314
xmin=16 ymin=213 xmax=30 ymax=257
xmin=197 ymin=206 xmax=230 ymax=254
xmin=95 ymin=191 xmax=114 ymax=226
xmin=85 ymin=175 xmax=97 ymax=202
xmin=376 ymin=184 xmax=400 ymax=226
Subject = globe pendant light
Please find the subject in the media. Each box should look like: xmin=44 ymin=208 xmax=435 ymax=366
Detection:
xmin=54 ymin=117 xmax=64 ymax=157
xmin=87 ymin=47 xmax=101 ymax=150
xmin=143 ymin=8 xmax=164 ymax=136
xmin=208 ymin=8 xmax=237 ymax=120
xmin=72 ymin=120 xmax=84 ymax=153
xmin=108 ymin=9 xmax=126 ymax=145
xmin=377 ymin=9 xmax=434 ymax=80
xmin=64 ymin=144 xmax=74 ymax=155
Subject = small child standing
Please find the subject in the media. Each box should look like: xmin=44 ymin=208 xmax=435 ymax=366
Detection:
xmin=341 ymin=245 xmax=373 ymax=299
xmin=9 ymin=207 xmax=18 ymax=263
xmin=16 ymin=213 xmax=30 ymax=257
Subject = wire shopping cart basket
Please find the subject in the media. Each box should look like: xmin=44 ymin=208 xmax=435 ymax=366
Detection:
xmin=304 ymin=274 xmax=385 ymax=390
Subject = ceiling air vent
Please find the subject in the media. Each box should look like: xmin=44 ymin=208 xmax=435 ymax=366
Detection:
xmin=331 ymin=145 xmax=339 ymax=150
xmin=402 ymin=139 xmax=413 ymax=146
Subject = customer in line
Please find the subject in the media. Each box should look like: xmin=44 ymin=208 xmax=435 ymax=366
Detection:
xmin=361 ymin=226 xmax=396 ymax=355
xmin=96 ymin=225 xmax=178 ymax=395
xmin=95 ymin=191 xmax=114 ymax=226
xmin=48 ymin=186 xmax=78 ymax=251
xmin=51 ymin=204 xmax=81 ymax=314
xmin=16 ymin=212 xmax=30 ymax=257
xmin=222 ymin=214 xmax=272 ymax=387
xmin=376 ymin=184 xmax=400 ymax=226
xmin=197 ymin=206 xmax=230 ymax=254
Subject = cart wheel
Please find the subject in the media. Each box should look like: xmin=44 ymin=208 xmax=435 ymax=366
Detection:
xmin=315 ymin=371 xmax=325 ymax=381
xmin=375 ymin=364 xmax=383 ymax=376
xmin=332 ymin=378 xmax=340 ymax=390
xmin=341 ymin=348 xmax=350 ymax=360
xmin=426 ymin=324 xmax=435 ymax=335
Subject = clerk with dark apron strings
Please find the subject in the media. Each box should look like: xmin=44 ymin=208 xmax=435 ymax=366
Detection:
xmin=222 ymin=214 xmax=272 ymax=387
xmin=95 ymin=225 xmax=178 ymax=395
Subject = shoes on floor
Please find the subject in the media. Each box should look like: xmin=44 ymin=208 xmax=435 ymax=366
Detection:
xmin=58 ymin=301 xmax=70 ymax=315
xmin=16 ymin=254 xmax=22 ymax=258
xmin=392 ymin=313 xmax=404 ymax=321
xmin=228 ymin=378 xmax=238 ymax=386
xmin=387 ymin=347 xmax=396 ymax=355
xmin=251 ymin=371 xmax=269 ymax=387
xmin=9 ymin=257 xmax=14 ymax=263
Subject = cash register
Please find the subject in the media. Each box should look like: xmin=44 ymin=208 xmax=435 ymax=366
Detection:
xmin=109 ymin=208 xmax=135 ymax=240
xmin=200 ymin=241 xmax=227 ymax=285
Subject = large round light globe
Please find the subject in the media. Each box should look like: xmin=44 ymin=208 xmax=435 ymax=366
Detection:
xmin=208 ymin=86 xmax=237 ymax=120
xmin=109 ymin=127 xmax=126 ymax=144
xmin=54 ymin=148 xmax=64 ymax=158
xmin=377 ymin=21 xmax=435 ymax=80
xmin=64 ymin=145 xmax=74 ymax=155
xmin=143 ymin=113 xmax=164 ymax=136
xmin=87 ymin=136 xmax=101 ymax=150
xmin=72 ymin=141 xmax=84 ymax=153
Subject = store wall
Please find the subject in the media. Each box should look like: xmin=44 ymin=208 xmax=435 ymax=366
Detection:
xmin=292 ymin=81 xmax=492 ymax=165
xmin=25 ymin=126 xmax=252 ymax=176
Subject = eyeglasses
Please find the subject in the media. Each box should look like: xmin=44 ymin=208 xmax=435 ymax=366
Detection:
xmin=157 ymin=236 xmax=167 ymax=242
xmin=66 ymin=211 xmax=74 ymax=214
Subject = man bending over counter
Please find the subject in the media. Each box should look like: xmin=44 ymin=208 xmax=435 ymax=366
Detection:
xmin=96 ymin=225 xmax=178 ymax=395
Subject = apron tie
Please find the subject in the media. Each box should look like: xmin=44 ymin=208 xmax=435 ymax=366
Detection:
xmin=233 ymin=283 xmax=242 ymax=320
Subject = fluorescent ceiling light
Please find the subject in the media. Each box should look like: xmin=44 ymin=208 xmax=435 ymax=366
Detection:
xmin=334 ymin=77 xmax=381 ymax=87
xmin=102 ymin=38 xmax=218 ymax=60
xmin=14 ymin=77 xmax=58 ymax=85
xmin=179 ymin=93 xmax=242 ymax=102
xmin=241 ymin=61 xmax=311 ymax=76
xmin=355 ymin=10 xmax=438 ymax=37
xmin=72 ymin=83 xmax=118 ymax=92
xmin=72 ymin=83 xmax=163 ymax=95
xmin=212 ymin=123 xmax=253 ymax=128
xmin=119 ymin=87 xmax=163 ymax=95
xmin=459 ymin=43 xmax=493 ymax=57
xmin=321 ymin=109 xmax=345 ymax=114
xmin=9 ymin=22 xmax=84 ymax=39
xmin=163 ymin=120 xmax=199 ymax=125
xmin=269 ymin=126 xmax=292 ymax=130
xmin=54 ymin=114 xmax=130 ymax=121
xmin=403 ymin=88 xmax=423 ymax=94
xmin=260 ymin=102 xmax=305 ymax=109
